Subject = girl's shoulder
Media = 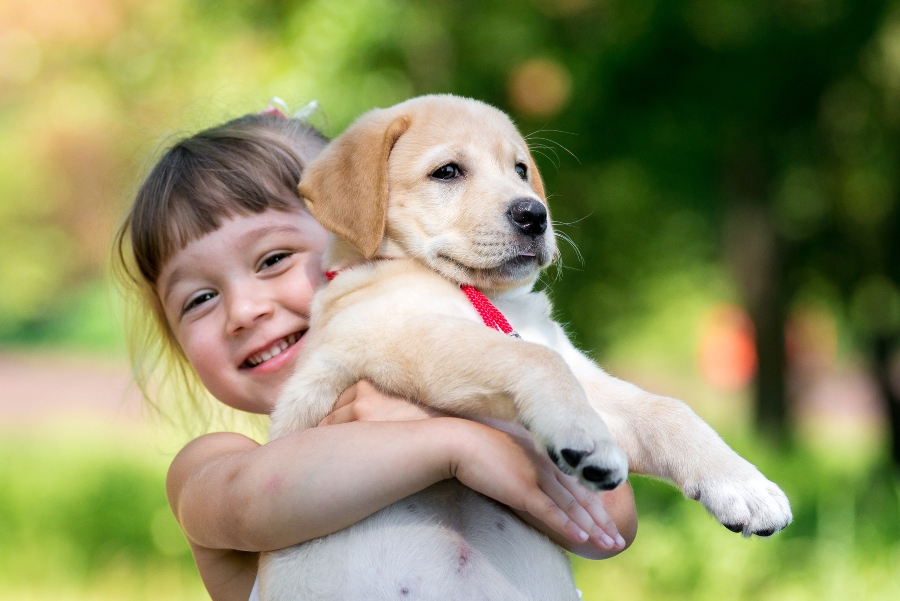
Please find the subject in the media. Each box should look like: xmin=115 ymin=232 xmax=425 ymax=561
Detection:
xmin=167 ymin=432 xmax=261 ymax=505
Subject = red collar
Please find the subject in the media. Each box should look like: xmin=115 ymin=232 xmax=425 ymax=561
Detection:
xmin=459 ymin=285 xmax=518 ymax=337
xmin=325 ymin=269 xmax=519 ymax=337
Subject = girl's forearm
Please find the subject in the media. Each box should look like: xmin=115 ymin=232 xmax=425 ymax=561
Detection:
xmin=172 ymin=419 xmax=462 ymax=552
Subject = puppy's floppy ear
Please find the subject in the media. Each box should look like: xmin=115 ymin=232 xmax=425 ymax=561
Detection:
xmin=299 ymin=109 xmax=410 ymax=258
xmin=525 ymin=148 xmax=546 ymax=202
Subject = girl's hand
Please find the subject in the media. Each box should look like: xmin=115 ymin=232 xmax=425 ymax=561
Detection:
xmin=318 ymin=384 xmax=632 ymax=555
xmin=447 ymin=419 xmax=627 ymax=554
xmin=318 ymin=381 xmax=447 ymax=425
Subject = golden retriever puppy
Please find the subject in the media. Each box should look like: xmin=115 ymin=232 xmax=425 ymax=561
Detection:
xmin=259 ymin=95 xmax=792 ymax=600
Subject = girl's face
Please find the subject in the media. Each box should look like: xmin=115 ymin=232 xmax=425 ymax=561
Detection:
xmin=158 ymin=209 xmax=329 ymax=414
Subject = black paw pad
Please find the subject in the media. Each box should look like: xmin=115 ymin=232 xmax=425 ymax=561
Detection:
xmin=547 ymin=448 xmax=562 ymax=467
xmin=582 ymin=466 xmax=620 ymax=489
xmin=754 ymin=528 xmax=776 ymax=537
xmin=560 ymin=449 xmax=586 ymax=468
xmin=724 ymin=523 xmax=744 ymax=534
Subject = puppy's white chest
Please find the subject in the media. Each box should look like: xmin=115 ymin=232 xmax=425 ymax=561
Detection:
xmin=260 ymin=482 xmax=578 ymax=601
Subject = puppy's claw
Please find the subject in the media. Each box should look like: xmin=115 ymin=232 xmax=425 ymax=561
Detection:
xmin=695 ymin=470 xmax=792 ymax=538
xmin=560 ymin=448 xmax=586 ymax=468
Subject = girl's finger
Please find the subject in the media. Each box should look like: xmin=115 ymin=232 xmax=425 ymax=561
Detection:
xmin=540 ymin=473 xmax=617 ymax=550
xmin=556 ymin=472 xmax=625 ymax=550
xmin=317 ymin=403 xmax=357 ymax=426
xmin=524 ymin=492 xmax=590 ymax=545
xmin=331 ymin=383 xmax=361 ymax=413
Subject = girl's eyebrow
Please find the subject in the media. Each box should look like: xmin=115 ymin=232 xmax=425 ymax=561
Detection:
xmin=160 ymin=224 xmax=304 ymax=304
xmin=240 ymin=224 xmax=304 ymax=246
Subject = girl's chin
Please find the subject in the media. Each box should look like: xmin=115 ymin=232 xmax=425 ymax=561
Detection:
xmin=242 ymin=332 xmax=305 ymax=376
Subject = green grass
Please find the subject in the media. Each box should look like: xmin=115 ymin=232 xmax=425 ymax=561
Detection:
xmin=575 ymin=446 xmax=900 ymax=600
xmin=0 ymin=280 xmax=124 ymax=354
xmin=0 ymin=424 xmax=203 ymax=600
xmin=2 ymin=424 xmax=898 ymax=600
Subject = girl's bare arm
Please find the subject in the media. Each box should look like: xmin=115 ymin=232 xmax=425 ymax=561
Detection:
xmin=322 ymin=383 xmax=637 ymax=558
xmin=169 ymin=419 xmax=469 ymax=601
xmin=168 ymin=387 xmax=637 ymax=600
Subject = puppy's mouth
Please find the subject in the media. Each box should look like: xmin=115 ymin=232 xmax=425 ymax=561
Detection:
xmin=435 ymin=251 xmax=544 ymax=285
xmin=240 ymin=331 xmax=303 ymax=369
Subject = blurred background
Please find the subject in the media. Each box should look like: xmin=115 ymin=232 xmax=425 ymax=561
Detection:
xmin=1 ymin=0 xmax=899 ymax=598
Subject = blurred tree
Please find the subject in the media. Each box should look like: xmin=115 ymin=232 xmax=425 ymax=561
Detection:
xmin=385 ymin=0 xmax=894 ymax=453
xmin=3 ymin=0 xmax=900 ymax=464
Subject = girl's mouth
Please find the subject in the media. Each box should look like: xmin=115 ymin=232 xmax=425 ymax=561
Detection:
xmin=241 ymin=331 xmax=303 ymax=369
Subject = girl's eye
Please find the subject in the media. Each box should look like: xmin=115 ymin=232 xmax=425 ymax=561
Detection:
xmin=183 ymin=291 xmax=217 ymax=314
xmin=260 ymin=252 xmax=291 ymax=270
xmin=515 ymin=163 xmax=527 ymax=181
xmin=431 ymin=163 xmax=462 ymax=180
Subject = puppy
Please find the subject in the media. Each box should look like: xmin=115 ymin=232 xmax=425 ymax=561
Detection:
xmin=259 ymin=95 xmax=792 ymax=600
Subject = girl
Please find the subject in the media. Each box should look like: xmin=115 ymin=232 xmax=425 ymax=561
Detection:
xmin=114 ymin=108 xmax=637 ymax=601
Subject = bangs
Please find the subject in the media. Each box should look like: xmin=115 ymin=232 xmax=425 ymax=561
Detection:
xmin=128 ymin=120 xmax=325 ymax=284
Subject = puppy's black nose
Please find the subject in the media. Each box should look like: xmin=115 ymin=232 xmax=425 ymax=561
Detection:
xmin=508 ymin=198 xmax=548 ymax=237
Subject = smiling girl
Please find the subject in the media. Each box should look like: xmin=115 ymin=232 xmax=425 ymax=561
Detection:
xmin=114 ymin=108 xmax=637 ymax=601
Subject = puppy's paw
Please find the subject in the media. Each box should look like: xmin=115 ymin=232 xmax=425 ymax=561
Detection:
xmin=526 ymin=410 xmax=627 ymax=490
xmin=687 ymin=470 xmax=792 ymax=537
xmin=546 ymin=438 xmax=629 ymax=491
xmin=519 ymin=388 xmax=628 ymax=490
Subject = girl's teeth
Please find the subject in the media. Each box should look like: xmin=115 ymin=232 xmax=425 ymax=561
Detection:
xmin=248 ymin=334 xmax=299 ymax=367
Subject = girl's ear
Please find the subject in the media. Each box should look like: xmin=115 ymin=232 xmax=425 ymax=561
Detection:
xmin=299 ymin=109 xmax=411 ymax=258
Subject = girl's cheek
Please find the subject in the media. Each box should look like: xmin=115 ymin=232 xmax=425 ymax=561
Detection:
xmin=177 ymin=326 xmax=219 ymax=376
xmin=297 ymin=254 xmax=325 ymax=310
xmin=187 ymin=344 xmax=233 ymax=401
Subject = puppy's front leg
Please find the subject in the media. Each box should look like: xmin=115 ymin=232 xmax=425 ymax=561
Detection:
xmin=278 ymin=312 xmax=628 ymax=491
xmin=563 ymin=346 xmax=792 ymax=536
xmin=386 ymin=315 xmax=630 ymax=491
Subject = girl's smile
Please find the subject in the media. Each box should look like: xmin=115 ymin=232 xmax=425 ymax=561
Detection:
xmin=241 ymin=332 xmax=303 ymax=369
xmin=158 ymin=208 xmax=329 ymax=414
xmin=240 ymin=330 xmax=304 ymax=372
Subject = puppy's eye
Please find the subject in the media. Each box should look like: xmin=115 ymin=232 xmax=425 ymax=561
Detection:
xmin=515 ymin=163 xmax=528 ymax=181
xmin=431 ymin=163 xmax=461 ymax=180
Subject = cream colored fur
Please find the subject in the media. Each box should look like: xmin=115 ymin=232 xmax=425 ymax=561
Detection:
xmin=259 ymin=95 xmax=792 ymax=600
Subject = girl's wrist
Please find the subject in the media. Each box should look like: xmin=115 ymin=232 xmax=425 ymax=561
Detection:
xmin=421 ymin=416 xmax=480 ymax=482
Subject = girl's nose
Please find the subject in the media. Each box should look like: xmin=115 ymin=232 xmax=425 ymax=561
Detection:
xmin=225 ymin=288 xmax=274 ymax=334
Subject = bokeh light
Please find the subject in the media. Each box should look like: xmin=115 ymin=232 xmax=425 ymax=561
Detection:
xmin=507 ymin=57 xmax=572 ymax=119
xmin=698 ymin=304 xmax=757 ymax=392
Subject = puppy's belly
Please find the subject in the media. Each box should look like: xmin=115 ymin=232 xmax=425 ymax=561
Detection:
xmin=260 ymin=481 xmax=578 ymax=601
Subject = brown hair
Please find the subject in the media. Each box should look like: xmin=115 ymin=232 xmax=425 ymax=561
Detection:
xmin=112 ymin=112 xmax=328 ymax=431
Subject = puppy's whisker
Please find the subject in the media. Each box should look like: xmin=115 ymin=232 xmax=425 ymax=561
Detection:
xmin=524 ymin=128 xmax=577 ymax=142
xmin=530 ymin=144 xmax=561 ymax=167
xmin=531 ymin=148 xmax=560 ymax=170
xmin=552 ymin=212 xmax=592 ymax=227
xmin=528 ymin=128 xmax=576 ymax=136
xmin=554 ymin=231 xmax=584 ymax=266
xmin=527 ymin=135 xmax=580 ymax=164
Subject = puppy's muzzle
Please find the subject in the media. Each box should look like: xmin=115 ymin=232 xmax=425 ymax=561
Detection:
xmin=508 ymin=198 xmax=548 ymax=238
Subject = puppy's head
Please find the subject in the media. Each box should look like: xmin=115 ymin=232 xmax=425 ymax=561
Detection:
xmin=300 ymin=94 xmax=556 ymax=291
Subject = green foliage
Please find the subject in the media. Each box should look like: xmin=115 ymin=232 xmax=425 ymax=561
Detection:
xmin=0 ymin=426 xmax=201 ymax=599
xmin=0 ymin=280 xmax=124 ymax=351
xmin=3 ymin=0 xmax=896 ymax=359
xmin=2 ymin=427 xmax=897 ymax=600
xmin=3 ymin=0 xmax=900 ymax=597
xmin=574 ymin=449 xmax=900 ymax=600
